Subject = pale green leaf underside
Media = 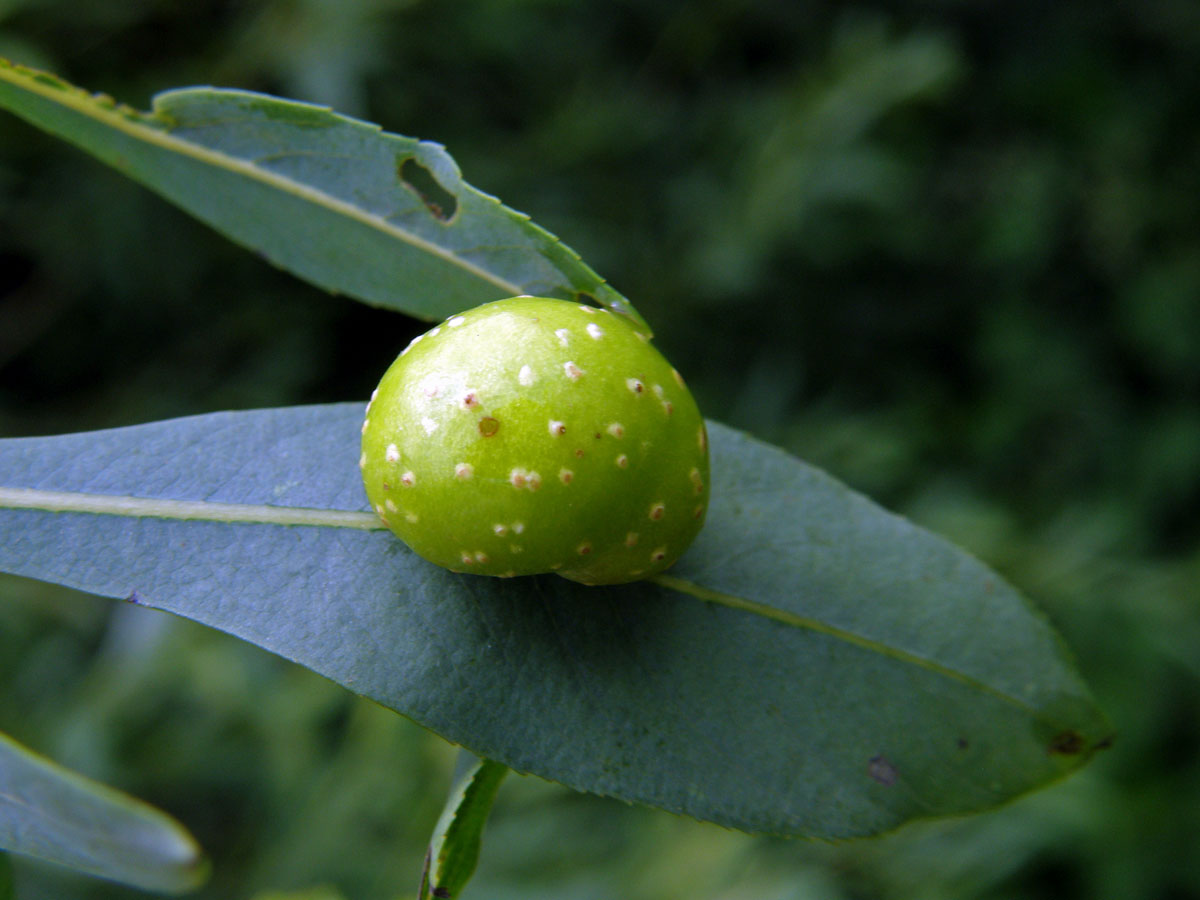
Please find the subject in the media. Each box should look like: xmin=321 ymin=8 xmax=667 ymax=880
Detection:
xmin=0 ymin=406 xmax=1110 ymax=839
xmin=0 ymin=730 xmax=207 ymax=893
xmin=421 ymin=752 xmax=507 ymax=900
xmin=0 ymin=59 xmax=647 ymax=331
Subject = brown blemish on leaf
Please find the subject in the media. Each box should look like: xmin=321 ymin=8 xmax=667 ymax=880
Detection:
xmin=1048 ymin=730 xmax=1086 ymax=755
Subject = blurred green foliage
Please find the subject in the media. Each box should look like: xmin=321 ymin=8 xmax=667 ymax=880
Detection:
xmin=1 ymin=0 xmax=1198 ymax=897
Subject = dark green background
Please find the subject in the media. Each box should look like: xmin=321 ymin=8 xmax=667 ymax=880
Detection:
xmin=1 ymin=1 xmax=1198 ymax=898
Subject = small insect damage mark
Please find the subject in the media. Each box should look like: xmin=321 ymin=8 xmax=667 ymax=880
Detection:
xmin=432 ymin=887 xmax=452 ymax=899
xmin=397 ymin=156 xmax=459 ymax=222
xmin=1047 ymin=730 xmax=1087 ymax=756
xmin=478 ymin=417 xmax=500 ymax=437
xmin=868 ymin=754 xmax=898 ymax=786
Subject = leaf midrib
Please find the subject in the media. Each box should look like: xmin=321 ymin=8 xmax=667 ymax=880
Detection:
xmin=0 ymin=62 xmax=523 ymax=296
xmin=1 ymin=485 xmax=1040 ymax=719
xmin=0 ymin=486 xmax=381 ymax=530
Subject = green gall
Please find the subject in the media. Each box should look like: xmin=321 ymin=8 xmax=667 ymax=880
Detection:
xmin=361 ymin=297 xmax=710 ymax=585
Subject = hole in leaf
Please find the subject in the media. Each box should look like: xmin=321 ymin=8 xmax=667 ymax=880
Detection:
xmin=398 ymin=156 xmax=458 ymax=222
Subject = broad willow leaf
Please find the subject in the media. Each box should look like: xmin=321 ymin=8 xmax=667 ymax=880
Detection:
xmin=0 ymin=406 xmax=1110 ymax=838
xmin=0 ymin=730 xmax=207 ymax=893
xmin=0 ymin=59 xmax=648 ymax=332
xmin=420 ymin=752 xmax=507 ymax=900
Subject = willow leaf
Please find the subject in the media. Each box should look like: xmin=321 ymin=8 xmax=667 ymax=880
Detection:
xmin=0 ymin=406 xmax=1110 ymax=838
xmin=420 ymin=753 xmax=507 ymax=900
xmin=0 ymin=59 xmax=647 ymax=331
xmin=0 ymin=731 xmax=206 ymax=893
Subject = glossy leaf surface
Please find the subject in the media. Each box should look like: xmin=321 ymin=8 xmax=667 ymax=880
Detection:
xmin=0 ymin=406 xmax=1111 ymax=838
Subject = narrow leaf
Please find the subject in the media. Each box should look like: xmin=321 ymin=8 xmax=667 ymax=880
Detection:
xmin=0 ymin=406 xmax=1111 ymax=838
xmin=420 ymin=753 xmax=507 ymax=900
xmin=0 ymin=730 xmax=207 ymax=893
xmin=0 ymin=59 xmax=647 ymax=331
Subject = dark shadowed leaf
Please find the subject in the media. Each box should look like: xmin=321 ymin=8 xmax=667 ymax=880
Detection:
xmin=0 ymin=405 xmax=1111 ymax=838
xmin=0 ymin=731 xmax=207 ymax=893
xmin=0 ymin=59 xmax=647 ymax=331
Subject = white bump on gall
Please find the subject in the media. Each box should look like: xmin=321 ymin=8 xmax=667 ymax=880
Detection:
xmin=385 ymin=444 xmax=401 ymax=463
xmin=386 ymin=499 xmax=398 ymax=512
xmin=559 ymin=468 xmax=574 ymax=484
xmin=586 ymin=323 xmax=605 ymax=340
xmin=673 ymin=368 xmax=686 ymax=388
xmin=518 ymin=365 xmax=535 ymax=386
xmin=455 ymin=462 xmax=474 ymax=480
xmin=447 ymin=315 xmax=466 ymax=328
xmin=615 ymin=454 xmax=629 ymax=468
xmin=578 ymin=305 xmax=597 ymax=314
xmin=625 ymin=532 xmax=639 ymax=547
xmin=401 ymin=471 xmax=415 ymax=486
xmin=512 ymin=521 xmax=526 ymax=534
xmin=549 ymin=419 xmax=566 ymax=436
xmin=474 ymin=551 xmax=490 ymax=564
xmin=493 ymin=523 xmax=509 ymax=536
xmin=563 ymin=361 xmax=584 ymax=380
xmin=527 ymin=471 xmax=543 ymax=491
xmin=361 ymin=419 xmax=370 ymax=435
xmin=651 ymin=547 xmax=668 ymax=563
xmin=607 ymin=422 xmax=625 ymax=438
xmin=461 ymin=552 xmax=474 ymax=565
xmin=359 ymin=452 xmax=367 ymax=470
xmin=461 ymin=391 xmax=481 ymax=409
xmin=649 ymin=502 xmax=665 ymax=520
xmin=509 ymin=468 xmax=527 ymax=489
xmin=421 ymin=416 xmax=439 ymax=435
xmin=405 ymin=511 xmax=419 ymax=523
xmin=555 ymin=328 xmax=570 ymax=347
xmin=690 ymin=468 xmax=704 ymax=494
xmin=428 ymin=326 xmax=441 ymax=338
xmin=577 ymin=542 xmax=593 ymax=555
xmin=626 ymin=378 xmax=645 ymax=394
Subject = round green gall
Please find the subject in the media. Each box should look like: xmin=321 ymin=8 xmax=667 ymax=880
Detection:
xmin=360 ymin=296 xmax=710 ymax=585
